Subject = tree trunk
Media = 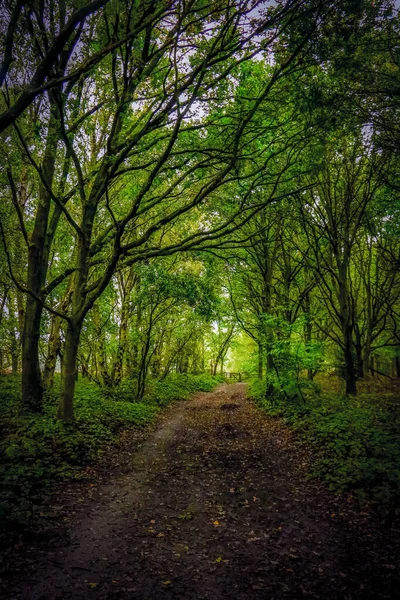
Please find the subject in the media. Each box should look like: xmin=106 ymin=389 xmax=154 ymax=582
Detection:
xmin=258 ymin=343 xmax=263 ymax=379
xmin=21 ymin=102 xmax=59 ymax=411
xmin=79 ymin=350 xmax=91 ymax=379
xmin=303 ymin=294 xmax=314 ymax=380
xmin=22 ymin=299 xmax=44 ymax=409
xmin=44 ymin=287 xmax=72 ymax=389
xmin=337 ymin=253 xmax=357 ymax=396
xmin=113 ymin=333 xmax=127 ymax=384
xmin=137 ymin=325 xmax=152 ymax=398
xmin=265 ymin=350 xmax=275 ymax=398
xmin=43 ymin=314 xmax=63 ymax=389
xmin=354 ymin=325 xmax=363 ymax=380
xmin=57 ymin=323 xmax=81 ymax=421
xmin=16 ymin=289 xmax=25 ymax=340
xmin=362 ymin=323 xmax=373 ymax=379
xmin=151 ymin=343 xmax=161 ymax=377
xmin=10 ymin=328 xmax=19 ymax=374
xmin=129 ymin=298 xmax=141 ymax=379
xmin=343 ymin=324 xmax=357 ymax=395
xmin=266 ymin=345 xmax=274 ymax=374
xmin=93 ymin=304 xmax=112 ymax=387
xmin=56 ymin=193 xmax=99 ymax=419
xmin=112 ymin=272 xmax=134 ymax=385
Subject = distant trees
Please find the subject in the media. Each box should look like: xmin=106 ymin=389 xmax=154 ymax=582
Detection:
xmin=1 ymin=0 xmax=399 ymax=416
xmin=223 ymin=1 xmax=400 ymax=397
xmin=300 ymin=138 xmax=386 ymax=394
xmin=70 ymin=255 xmax=218 ymax=395
xmin=228 ymin=132 xmax=400 ymax=397
xmin=1 ymin=0 xmax=333 ymax=419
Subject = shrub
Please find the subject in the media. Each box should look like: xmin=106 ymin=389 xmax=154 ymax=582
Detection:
xmin=249 ymin=377 xmax=400 ymax=512
xmin=145 ymin=372 xmax=223 ymax=405
xmin=0 ymin=375 xmax=21 ymax=414
xmin=0 ymin=373 xmax=221 ymax=524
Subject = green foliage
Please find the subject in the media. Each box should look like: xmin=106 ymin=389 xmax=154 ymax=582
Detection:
xmin=72 ymin=380 xmax=158 ymax=429
xmin=145 ymin=373 xmax=224 ymax=406
xmin=249 ymin=378 xmax=400 ymax=512
xmin=136 ymin=261 xmax=218 ymax=320
xmin=0 ymin=375 xmax=21 ymax=413
xmin=0 ymin=373 xmax=221 ymax=524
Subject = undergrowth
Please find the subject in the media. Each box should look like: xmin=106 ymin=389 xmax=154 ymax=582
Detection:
xmin=249 ymin=377 xmax=400 ymax=514
xmin=0 ymin=373 xmax=222 ymax=525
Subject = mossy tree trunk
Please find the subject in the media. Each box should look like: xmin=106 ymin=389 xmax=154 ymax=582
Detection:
xmin=21 ymin=102 xmax=59 ymax=411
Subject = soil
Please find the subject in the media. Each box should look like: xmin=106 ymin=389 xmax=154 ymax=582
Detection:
xmin=1 ymin=383 xmax=400 ymax=599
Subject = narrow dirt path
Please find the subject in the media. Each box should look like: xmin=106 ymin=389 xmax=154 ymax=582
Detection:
xmin=2 ymin=384 xmax=399 ymax=599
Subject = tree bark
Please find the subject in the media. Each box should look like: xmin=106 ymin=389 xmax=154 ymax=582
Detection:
xmin=112 ymin=272 xmax=134 ymax=385
xmin=343 ymin=326 xmax=357 ymax=395
xmin=93 ymin=304 xmax=112 ymax=387
xmin=10 ymin=327 xmax=19 ymax=374
xmin=43 ymin=287 xmax=72 ymax=389
xmin=43 ymin=313 xmax=63 ymax=389
xmin=22 ymin=295 xmax=45 ymax=408
xmin=258 ymin=342 xmax=263 ymax=379
xmin=337 ymin=242 xmax=357 ymax=396
xmin=137 ymin=320 xmax=152 ymax=398
xmin=354 ymin=325 xmax=364 ymax=380
xmin=57 ymin=322 xmax=81 ymax=421
xmin=21 ymin=102 xmax=59 ymax=410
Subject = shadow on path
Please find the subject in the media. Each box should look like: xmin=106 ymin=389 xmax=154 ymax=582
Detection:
xmin=2 ymin=384 xmax=399 ymax=599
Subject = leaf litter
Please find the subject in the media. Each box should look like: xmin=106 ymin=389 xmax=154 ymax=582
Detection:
xmin=1 ymin=384 xmax=400 ymax=599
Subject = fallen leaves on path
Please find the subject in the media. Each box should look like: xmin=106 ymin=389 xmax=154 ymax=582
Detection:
xmin=1 ymin=384 xmax=400 ymax=600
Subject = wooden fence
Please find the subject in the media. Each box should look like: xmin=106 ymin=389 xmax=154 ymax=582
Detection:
xmin=222 ymin=372 xmax=244 ymax=382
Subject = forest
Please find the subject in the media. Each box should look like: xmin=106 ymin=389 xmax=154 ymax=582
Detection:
xmin=0 ymin=0 xmax=400 ymax=598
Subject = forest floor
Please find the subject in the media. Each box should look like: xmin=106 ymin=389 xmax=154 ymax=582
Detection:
xmin=1 ymin=383 xmax=400 ymax=599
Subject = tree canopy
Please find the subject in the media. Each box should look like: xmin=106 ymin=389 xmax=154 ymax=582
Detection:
xmin=0 ymin=0 xmax=399 ymax=420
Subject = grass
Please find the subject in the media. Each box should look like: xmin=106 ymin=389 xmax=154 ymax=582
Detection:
xmin=0 ymin=372 xmax=223 ymax=525
xmin=248 ymin=376 xmax=400 ymax=514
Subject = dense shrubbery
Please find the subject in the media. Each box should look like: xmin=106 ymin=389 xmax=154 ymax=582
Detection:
xmin=145 ymin=373 xmax=224 ymax=405
xmin=0 ymin=375 xmax=21 ymax=414
xmin=249 ymin=378 xmax=400 ymax=513
xmin=0 ymin=373 xmax=221 ymax=524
